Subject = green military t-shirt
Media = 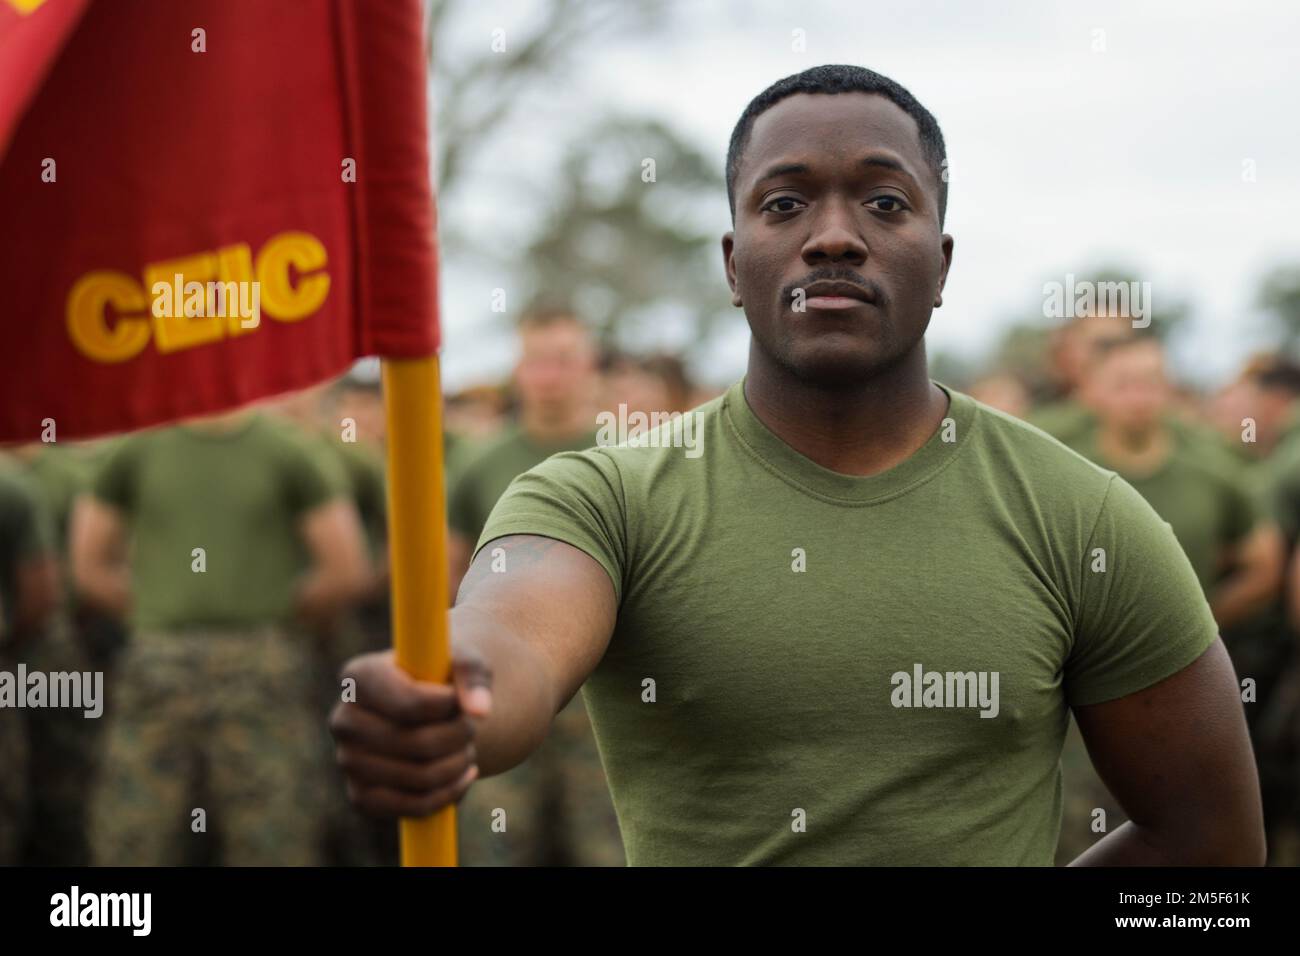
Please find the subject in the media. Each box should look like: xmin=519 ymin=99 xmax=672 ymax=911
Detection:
xmin=448 ymin=424 xmax=597 ymax=545
xmin=336 ymin=440 xmax=387 ymax=558
xmin=475 ymin=379 xmax=1219 ymax=866
xmin=444 ymin=429 xmax=474 ymax=490
xmin=20 ymin=446 xmax=93 ymax=557
xmin=1027 ymin=398 xmax=1095 ymax=449
xmin=299 ymin=430 xmax=386 ymax=559
xmin=1031 ymin=399 xmax=1236 ymax=467
xmin=1263 ymin=431 xmax=1300 ymax=546
xmin=93 ymin=415 xmax=345 ymax=632
xmin=1076 ymin=438 xmax=1260 ymax=594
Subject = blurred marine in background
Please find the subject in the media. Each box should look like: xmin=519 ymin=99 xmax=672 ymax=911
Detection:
xmin=448 ymin=308 xmax=624 ymax=866
xmin=72 ymin=408 xmax=369 ymax=865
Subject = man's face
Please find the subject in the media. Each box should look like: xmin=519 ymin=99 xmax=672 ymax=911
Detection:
xmin=514 ymin=320 xmax=597 ymax=417
xmin=603 ymin=362 xmax=671 ymax=420
xmin=338 ymin=387 xmax=386 ymax=446
xmin=723 ymin=92 xmax=952 ymax=386
xmin=1087 ymin=341 xmax=1169 ymax=433
xmin=1057 ymin=315 xmax=1134 ymax=391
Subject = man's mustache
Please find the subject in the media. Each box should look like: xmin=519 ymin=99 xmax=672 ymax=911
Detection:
xmin=781 ymin=271 xmax=888 ymax=307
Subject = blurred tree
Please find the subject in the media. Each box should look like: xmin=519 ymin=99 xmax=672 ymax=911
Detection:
xmin=929 ymin=349 xmax=978 ymax=390
xmin=518 ymin=114 xmax=731 ymax=349
xmin=1258 ymin=263 xmax=1300 ymax=351
xmin=427 ymin=0 xmax=669 ymax=197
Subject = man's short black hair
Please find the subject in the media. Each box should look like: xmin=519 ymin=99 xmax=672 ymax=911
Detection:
xmin=725 ymin=64 xmax=948 ymax=226
xmin=1255 ymin=357 xmax=1300 ymax=396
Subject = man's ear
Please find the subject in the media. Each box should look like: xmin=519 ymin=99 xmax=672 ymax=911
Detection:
xmin=722 ymin=231 xmax=743 ymax=306
xmin=934 ymin=233 xmax=954 ymax=308
xmin=722 ymin=232 xmax=742 ymax=307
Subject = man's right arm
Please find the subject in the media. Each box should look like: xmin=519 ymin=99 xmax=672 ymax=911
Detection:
xmin=70 ymin=495 xmax=132 ymax=620
xmin=330 ymin=533 xmax=616 ymax=818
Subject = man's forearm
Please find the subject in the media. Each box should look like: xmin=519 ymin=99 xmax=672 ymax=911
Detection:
xmin=295 ymin=555 xmax=370 ymax=624
xmin=1070 ymin=818 xmax=1264 ymax=866
xmin=295 ymin=571 xmax=352 ymax=624
xmin=77 ymin=564 xmax=132 ymax=619
xmin=451 ymin=603 xmax=560 ymax=777
xmin=1211 ymin=569 xmax=1276 ymax=629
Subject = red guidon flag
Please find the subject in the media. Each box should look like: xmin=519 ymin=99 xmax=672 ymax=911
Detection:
xmin=0 ymin=0 xmax=439 ymax=442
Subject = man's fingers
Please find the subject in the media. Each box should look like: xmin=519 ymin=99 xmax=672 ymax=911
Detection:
xmin=331 ymin=649 xmax=491 ymax=819
xmin=452 ymin=653 xmax=493 ymax=718
xmin=346 ymin=764 xmax=480 ymax=819
xmin=336 ymin=742 xmax=476 ymax=794
xmin=343 ymin=650 xmax=460 ymax=724
xmin=330 ymin=700 xmax=475 ymax=761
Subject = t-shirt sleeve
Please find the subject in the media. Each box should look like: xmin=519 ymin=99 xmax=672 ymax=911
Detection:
xmin=1267 ymin=455 xmax=1300 ymax=541
xmin=285 ymin=436 xmax=348 ymax=515
xmin=1066 ymin=475 xmax=1219 ymax=707
xmin=447 ymin=460 xmax=484 ymax=540
xmin=91 ymin=434 xmax=142 ymax=513
xmin=0 ymin=474 xmax=54 ymax=561
xmin=474 ymin=450 xmax=628 ymax=603
xmin=1220 ymin=461 xmax=1264 ymax=544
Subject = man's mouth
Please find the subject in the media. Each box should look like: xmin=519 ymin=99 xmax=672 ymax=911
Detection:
xmin=805 ymin=295 xmax=865 ymax=310
xmin=799 ymin=280 xmax=877 ymax=312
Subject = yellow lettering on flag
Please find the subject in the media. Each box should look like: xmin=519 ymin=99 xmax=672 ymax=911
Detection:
xmin=66 ymin=271 xmax=151 ymax=363
xmin=65 ymin=230 xmax=331 ymax=362
xmin=5 ymin=0 xmax=50 ymax=16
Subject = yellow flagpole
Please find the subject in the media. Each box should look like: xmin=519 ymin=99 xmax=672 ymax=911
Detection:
xmin=382 ymin=354 xmax=456 ymax=866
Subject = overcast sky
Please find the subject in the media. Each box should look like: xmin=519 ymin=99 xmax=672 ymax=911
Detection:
xmin=434 ymin=0 xmax=1300 ymax=393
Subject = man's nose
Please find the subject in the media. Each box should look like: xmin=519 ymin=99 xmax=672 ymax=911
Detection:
xmin=801 ymin=199 xmax=868 ymax=264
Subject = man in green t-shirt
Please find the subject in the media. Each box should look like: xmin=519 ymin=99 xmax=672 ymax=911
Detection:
xmin=447 ymin=309 xmax=601 ymax=584
xmin=1029 ymin=311 xmax=1135 ymax=447
xmin=0 ymin=467 xmax=58 ymax=865
xmin=1078 ymin=337 xmax=1282 ymax=621
xmin=0 ymin=465 xmax=58 ymax=651
xmin=72 ymin=407 xmax=370 ymax=865
xmin=270 ymin=372 xmax=411 ymax=866
xmin=446 ymin=309 xmax=623 ymax=867
xmin=1053 ymin=336 xmax=1283 ymax=862
xmin=330 ymin=65 xmax=1263 ymax=865
xmin=4 ymin=442 xmax=126 ymax=865
xmin=1231 ymin=358 xmax=1300 ymax=864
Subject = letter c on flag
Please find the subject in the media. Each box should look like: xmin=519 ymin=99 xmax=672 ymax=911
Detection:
xmin=256 ymin=231 xmax=330 ymax=321
xmin=66 ymin=270 xmax=151 ymax=362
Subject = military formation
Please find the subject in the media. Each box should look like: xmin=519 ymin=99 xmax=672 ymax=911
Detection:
xmin=0 ymin=314 xmax=693 ymax=867
xmin=4 ymin=304 xmax=1300 ymax=865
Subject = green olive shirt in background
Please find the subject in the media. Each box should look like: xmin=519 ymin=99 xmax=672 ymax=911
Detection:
xmin=93 ymin=415 xmax=345 ymax=632
xmin=448 ymin=424 xmax=597 ymax=545
xmin=19 ymin=446 xmax=93 ymax=558
xmin=1027 ymin=398 xmax=1095 ymax=449
xmin=476 ymin=379 xmax=1219 ymax=866
xmin=1076 ymin=438 xmax=1261 ymax=595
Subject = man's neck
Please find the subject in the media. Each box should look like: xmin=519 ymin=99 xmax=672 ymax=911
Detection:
xmin=1097 ymin=422 xmax=1172 ymax=475
xmin=742 ymin=342 xmax=949 ymax=477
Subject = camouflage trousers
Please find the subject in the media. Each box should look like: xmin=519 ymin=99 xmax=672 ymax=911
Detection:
xmin=19 ymin=615 xmax=113 ymax=865
xmin=456 ymin=691 xmax=625 ymax=866
xmin=90 ymin=626 xmax=330 ymax=866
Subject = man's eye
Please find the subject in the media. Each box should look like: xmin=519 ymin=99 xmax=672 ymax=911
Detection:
xmin=762 ymin=196 xmax=803 ymax=213
xmin=866 ymin=195 xmax=907 ymax=212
